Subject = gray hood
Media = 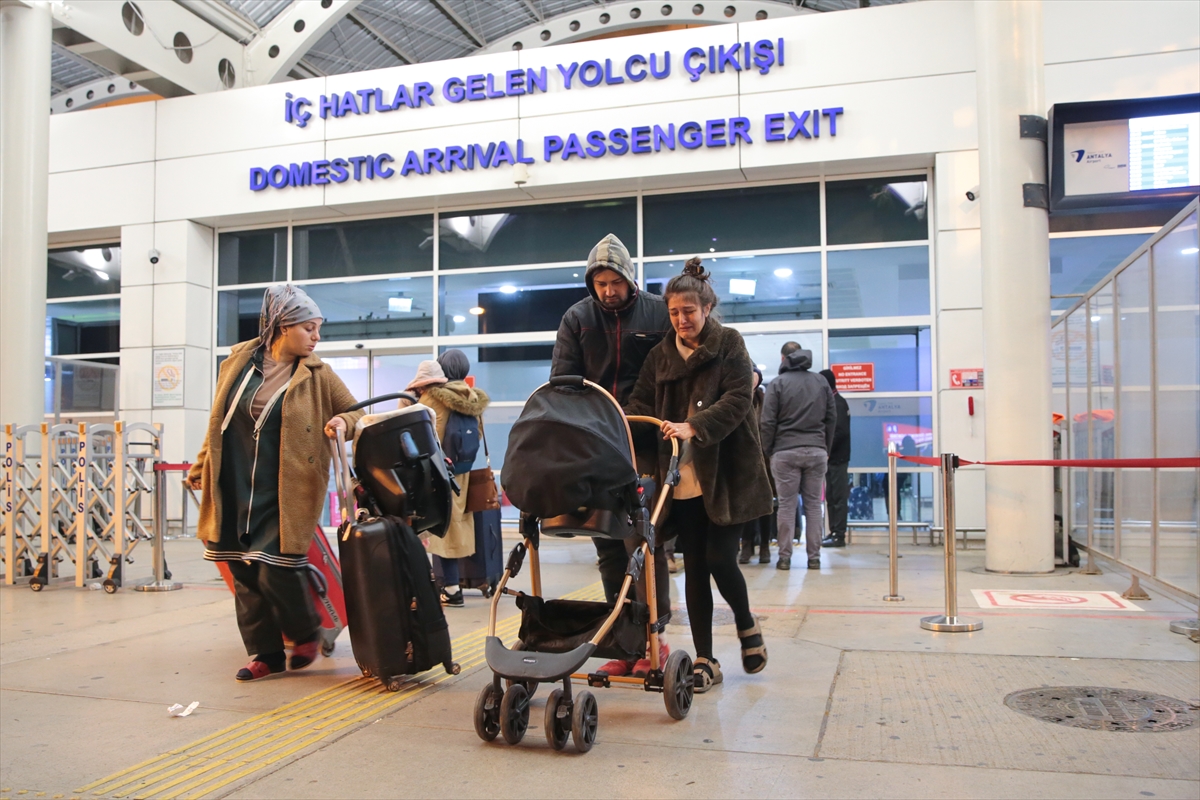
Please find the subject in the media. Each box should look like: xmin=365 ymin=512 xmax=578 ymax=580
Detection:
xmin=779 ymin=349 xmax=813 ymax=374
xmin=585 ymin=233 xmax=638 ymax=309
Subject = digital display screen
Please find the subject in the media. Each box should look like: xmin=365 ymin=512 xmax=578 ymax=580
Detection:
xmin=1127 ymin=112 xmax=1199 ymax=191
xmin=1063 ymin=112 xmax=1199 ymax=197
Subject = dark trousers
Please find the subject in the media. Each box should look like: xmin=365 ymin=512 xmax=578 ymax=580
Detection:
xmin=594 ymin=535 xmax=671 ymax=624
xmin=227 ymin=559 xmax=320 ymax=657
xmin=432 ymin=554 xmax=459 ymax=586
xmin=825 ymin=461 xmax=849 ymax=537
xmin=740 ymin=514 xmax=772 ymax=559
xmin=671 ymin=498 xmax=756 ymax=660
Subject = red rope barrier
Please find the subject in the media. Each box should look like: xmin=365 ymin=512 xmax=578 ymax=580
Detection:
xmin=888 ymin=453 xmax=1200 ymax=468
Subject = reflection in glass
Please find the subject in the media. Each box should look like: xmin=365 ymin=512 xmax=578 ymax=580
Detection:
xmin=218 ymin=279 xmax=434 ymax=346
xmin=643 ymin=183 xmax=820 ymax=256
xmin=846 ymin=471 xmax=934 ymax=523
xmin=218 ymin=228 xmax=286 ymax=286
xmin=645 ymin=252 xmax=821 ymax=322
xmin=439 ymin=198 xmax=636 ymax=269
xmin=827 ymin=246 xmax=929 ymax=318
xmin=1049 ymin=234 xmax=1149 ymax=311
xmin=839 ymin=396 xmax=933 ymax=469
xmin=741 ymin=332 xmax=823 ymax=383
xmin=44 ymin=359 xmax=119 ymax=416
xmin=825 ymin=176 xmax=928 ymax=245
xmin=372 ymin=353 xmax=429 ymax=408
xmin=441 ymin=345 xmax=550 ymax=403
xmin=1088 ymin=289 xmax=1116 ymax=555
xmin=828 ymin=328 xmax=930 ymax=393
xmin=323 ymin=355 xmax=370 ymax=409
xmin=439 ymin=267 xmax=586 ymax=336
xmin=48 ymin=244 xmax=121 ymax=299
xmin=45 ymin=298 xmax=121 ymax=355
xmin=293 ymin=216 xmax=432 ymax=279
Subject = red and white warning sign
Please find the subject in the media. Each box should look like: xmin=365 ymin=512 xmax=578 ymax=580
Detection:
xmin=949 ymin=368 xmax=984 ymax=388
xmin=831 ymin=363 xmax=874 ymax=392
xmin=971 ymin=590 xmax=1142 ymax=611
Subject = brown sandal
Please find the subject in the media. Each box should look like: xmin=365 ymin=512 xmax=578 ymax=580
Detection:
xmin=738 ymin=621 xmax=768 ymax=674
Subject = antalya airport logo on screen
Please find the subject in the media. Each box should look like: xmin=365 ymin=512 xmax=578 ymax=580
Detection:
xmin=248 ymin=38 xmax=846 ymax=192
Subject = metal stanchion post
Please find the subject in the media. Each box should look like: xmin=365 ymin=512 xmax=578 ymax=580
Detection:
xmin=135 ymin=463 xmax=182 ymax=592
xmin=921 ymin=453 xmax=981 ymax=633
xmin=883 ymin=443 xmax=903 ymax=601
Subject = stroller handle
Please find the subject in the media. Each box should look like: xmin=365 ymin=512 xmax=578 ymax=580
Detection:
xmin=343 ymin=392 xmax=418 ymax=412
xmin=625 ymin=416 xmax=681 ymax=459
xmin=548 ymin=375 xmax=585 ymax=388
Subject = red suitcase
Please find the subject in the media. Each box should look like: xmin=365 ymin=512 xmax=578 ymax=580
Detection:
xmin=215 ymin=528 xmax=347 ymax=656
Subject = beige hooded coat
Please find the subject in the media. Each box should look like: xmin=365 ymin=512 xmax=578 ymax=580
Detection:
xmin=419 ymin=381 xmax=491 ymax=560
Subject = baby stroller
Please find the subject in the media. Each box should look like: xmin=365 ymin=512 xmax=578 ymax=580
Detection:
xmin=474 ymin=376 xmax=693 ymax=754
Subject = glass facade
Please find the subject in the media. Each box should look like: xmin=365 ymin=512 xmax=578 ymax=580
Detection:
xmin=216 ymin=176 xmax=937 ymax=519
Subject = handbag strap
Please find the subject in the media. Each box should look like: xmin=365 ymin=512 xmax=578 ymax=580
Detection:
xmin=478 ymin=416 xmax=491 ymax=468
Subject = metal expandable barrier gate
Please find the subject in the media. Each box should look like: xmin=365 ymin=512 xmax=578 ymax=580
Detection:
xmin=2 ymin=421 xmax=166 ymax=593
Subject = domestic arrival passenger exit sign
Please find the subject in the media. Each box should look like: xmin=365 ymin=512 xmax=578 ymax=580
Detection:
xmin=831 ymin=363 xmax=874 ymax=392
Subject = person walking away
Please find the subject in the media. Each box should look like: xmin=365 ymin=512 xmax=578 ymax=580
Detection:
xmin=551 ymin=233 xmax=673 ymax=678
xmin=759 ymin=343 xmax=836 ymax=570
xmin=819 ymin=369 xmax=851 ymax=548
xmin=188 ymin=285 xmax=363 ymax=682
xmin=740 ymin=366 xmax=773 ymax=565
xmin=428 ymin=349 xmax=491 ymax=606
xmin=626 ymin=258 xmax=773 ymax=692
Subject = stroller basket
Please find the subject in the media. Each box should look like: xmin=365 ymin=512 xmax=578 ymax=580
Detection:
xmin=517 ymin=595 xmax=648 ymax=663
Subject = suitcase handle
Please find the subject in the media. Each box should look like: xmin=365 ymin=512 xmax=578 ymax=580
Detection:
xmin=330 ymin=430 xmax=355 ymax=526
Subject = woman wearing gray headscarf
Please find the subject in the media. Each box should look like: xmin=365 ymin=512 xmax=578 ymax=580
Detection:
xmin=188 ymin=285 xmax=363 ymax=682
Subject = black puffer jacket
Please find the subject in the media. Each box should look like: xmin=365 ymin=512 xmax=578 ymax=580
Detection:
xmin=551 ymin=234 xmax=670 ymax=404
xmin=625 ymin=319 xmax=774 ymax=528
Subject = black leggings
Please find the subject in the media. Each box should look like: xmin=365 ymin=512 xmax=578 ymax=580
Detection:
xmin=672 ymin=498 xmax=756 ymax=660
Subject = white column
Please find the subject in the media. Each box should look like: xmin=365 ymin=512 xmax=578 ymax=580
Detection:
xmin=0 ymin=1 xmax=52 ymax=426
xmin=975 ymin=0 xmax=1054 ymax=573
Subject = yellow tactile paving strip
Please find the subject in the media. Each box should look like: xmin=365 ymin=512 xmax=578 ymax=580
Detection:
xmin=76 ymin=581 xmax=605 ymax=800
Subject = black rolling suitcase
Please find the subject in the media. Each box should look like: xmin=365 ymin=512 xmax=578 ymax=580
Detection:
xmin=338 ymin=514 xmax=456 ymax=689
xmin=432 ymin=507 xmax=504 ymax=597
xmin=329 ymin=396 xmax=461 ymax=691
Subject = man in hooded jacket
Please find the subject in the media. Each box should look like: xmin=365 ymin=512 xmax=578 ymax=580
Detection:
xmin=760 ymin=343 xmax=836 ymax=570
xmin=551 ymin=233 xmax=673 ymax=676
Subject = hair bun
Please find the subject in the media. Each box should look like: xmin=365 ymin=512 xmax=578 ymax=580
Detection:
xmin=683 ymin=257 xmax=710 ymax=282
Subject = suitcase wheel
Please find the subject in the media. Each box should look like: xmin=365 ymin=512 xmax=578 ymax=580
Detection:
xmin=386 ymin=677 xmax=404 ymax=692
xmin=321 ymin=640 xmax=336 ymax=657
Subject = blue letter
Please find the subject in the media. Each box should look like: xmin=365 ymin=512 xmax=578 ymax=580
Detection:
xmin=374 ymin=153 xmax=394 ymax=178
xmin=485 ymin=74 xmax=506 ymax=99
xmin=493 ymin=141 xmax=517 ymax=166
xmin=356 ymin=89 xmax=375 ymax=113
xmin=625 ymin=54 xmax=647 ymax=82
xmin=604 ymin=58 xmax=624 ymax=85
xmin=557 ymin=62 xmax=578 ymax=90
xmin=652 ymin=124 xmax=675 ymax=151
xmin=608 ymin=129 xmax=629 ymax=156
xmin=516 ymin=139 xmax=535 ymax=164
xmin=313 ymin=160 xmax=330 ymax=185
xmin=718 ymin=43 xmax=741 ymax=72
xmin=421 ymin=149 xmax=443 ymax=174
xmin=788 ymin=110 xmax=811 ymax=140
xmin=471 ymin=143 xmax=497 ymax=168
xmin=631 ymin=126 xmax=652 ymax=154
xmin=465 ymin=75 xmax=486 ymax=101
xmin=729 ymin=117 xmax=752 ymax=145
xmin=319 ymin=93 xmax=337 ymax=119
xmin=822 ymin=107 xmax=843 ymax=136
xmin=561 ymin=135 xmax=585 ymax=161
xmin=684 ymin=48 xmax=706 ymax=82
xmin=585 ymin=131 xmax=607 ymax=158
xmin=679 ymin=122 xmax=703 ymax=149
xmin=267 ymin=165 xmax=289 ymax=188
xmin=289 ymin=162 xmax=313 ymax=186
xmin=400 ymin=151 xmax=423 ymax=176
xmin=348 ymin=155 xmax=368 ymax=180
xmin=544 ymin=135 xmax=564 ymax=162
xmin=650 ymin=51 xmax=670 ymax=79
xmin=414 ymin=82 xmax=434 ymax=107
xmin=505 ymin=69 xmax=525 ymax=95
xmin=445 ymin=146 xmax=468 ymax=172
xmin=764 ymin=113 xmax=785 ymax=142
xmin=338 ymin=92 xmax=360 ymax=116
xmin=705 ymin=119 xmax=727 ymax=148
xmin=526 ymin=67 xmax=547 ymax=93
xmin=442 ymin=78 xmax=465 ymax=103
xmin=579 ymin=60 xmax=603 ymax=87
xmin=753 ymin=40 xmax=775 ymax=75
xmin=329 ymin=158 xmax=349 ymax=183
xmin=250 ymin=167 xmax=267 ymax=191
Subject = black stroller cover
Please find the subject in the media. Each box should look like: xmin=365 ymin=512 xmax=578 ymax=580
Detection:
xmin=501 ymin=383 xmax=639 ymax=519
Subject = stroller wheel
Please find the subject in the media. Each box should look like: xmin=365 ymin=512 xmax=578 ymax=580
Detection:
xmin=662 ymin=650 xmax=694 ymax=720
xmin=505 ymin=677 xmax=539 ymax=699
xmin=543 ymin=688 xmax=570 ymax=751
xmin=499 ymin=684 xmax=530 ymax=745
xmin=571 ymin=690 xmax=599 ymax=753
xmin=473 ymin=684 xmax=502 ymax=742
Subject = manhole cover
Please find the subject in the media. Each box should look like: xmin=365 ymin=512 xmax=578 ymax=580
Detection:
xmin=670 ymin=606 xmax=736 ymax=627
xmin=1004 ymin=687 xmax=1196 ymax=732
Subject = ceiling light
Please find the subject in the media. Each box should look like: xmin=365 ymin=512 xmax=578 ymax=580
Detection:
xmin=1182 ymin=247 xmax=1199 ymax=255
xmin=729 ymin=278 xmax=756 ymax=296
xmin=1090 ymin=315 xmax=1101 ymax=322
xmin=773 ymin=268 xmax=792 ymax=278
xmin=469 ymin=306 xmax=485 ymax=315
xmin=709 ymin=247 xmax=715 ymax=252
xmin=388 ymin=297 xmax=413 ymax=313
xmin=757 ymin=363 xmax=767 ymax=370
xmin=499 ymin=285 xmax=517 ymax=294
xmin=93 ymin=270 xmax=110 ymax=281
xmin=452 ymin=315 xmax=466 ymax=323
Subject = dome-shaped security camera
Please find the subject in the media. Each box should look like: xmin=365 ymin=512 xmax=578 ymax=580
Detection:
xmin=148 ymin=248 xmax=160 ymax=264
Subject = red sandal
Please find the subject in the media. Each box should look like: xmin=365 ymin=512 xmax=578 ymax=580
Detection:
xmin=235 ymin=659 xmax=284 ymax=682
xmin=289 ymin=639 xmax=320 ymax=671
